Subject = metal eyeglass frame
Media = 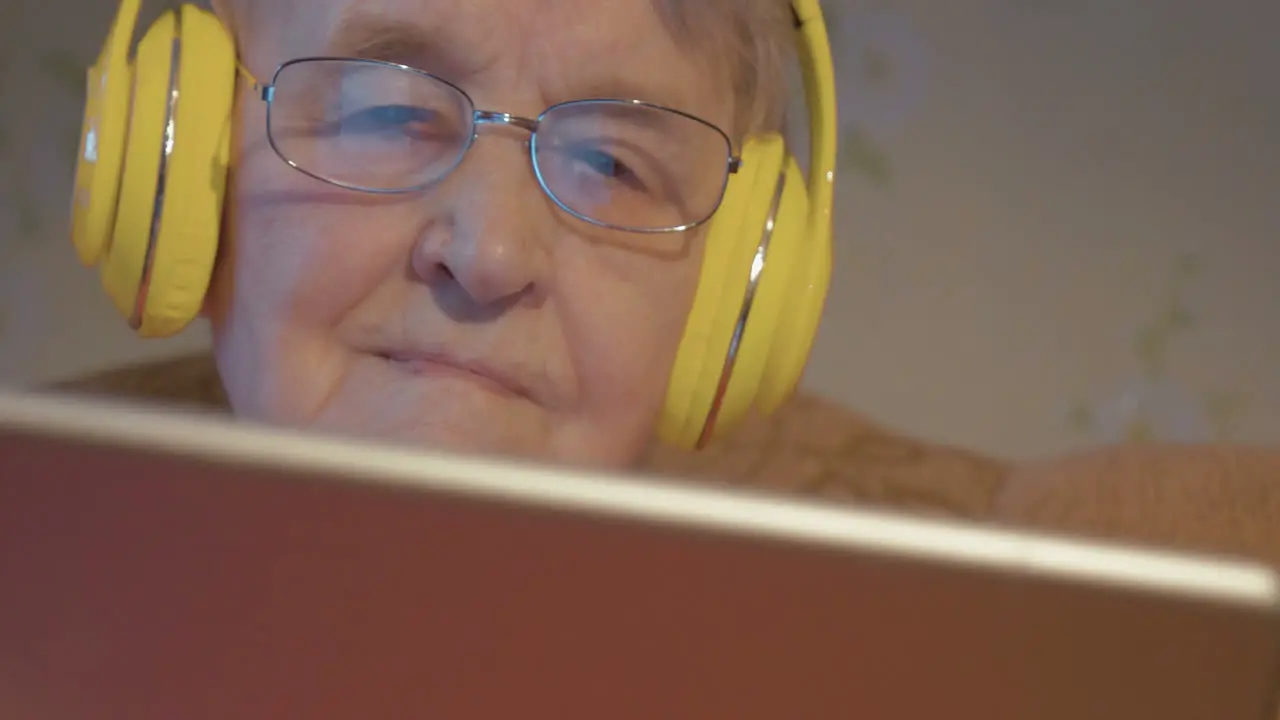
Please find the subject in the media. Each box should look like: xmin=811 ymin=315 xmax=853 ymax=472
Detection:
xmin=239 ymin=56 xmax=743 ymax=235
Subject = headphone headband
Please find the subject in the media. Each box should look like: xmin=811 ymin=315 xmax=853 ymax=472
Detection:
xmin=791 ymin=0 xmax=838 ymax=251
xmin=76 ymin=0 xmax=836 ymax=452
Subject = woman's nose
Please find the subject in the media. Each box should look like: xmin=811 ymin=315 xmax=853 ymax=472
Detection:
xmin=410 ymin=144 xmax=551 ymax=311
xmin=412 ymin=228 xmax=542 ymax=309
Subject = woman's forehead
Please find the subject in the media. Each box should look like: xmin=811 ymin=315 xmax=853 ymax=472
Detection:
xmin=239 ymin=0 xmax=734 ymax=122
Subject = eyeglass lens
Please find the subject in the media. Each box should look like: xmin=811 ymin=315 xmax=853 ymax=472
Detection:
xmin=265 ymin=59 xmax=734 ymax=232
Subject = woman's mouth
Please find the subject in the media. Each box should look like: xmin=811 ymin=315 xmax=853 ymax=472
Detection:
xmin=377 ymin=352 xmax=525 ymax=400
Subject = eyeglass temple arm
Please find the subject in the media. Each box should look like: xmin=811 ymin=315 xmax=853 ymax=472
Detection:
xmin=236 ymin=62 xmax=275 ymax=102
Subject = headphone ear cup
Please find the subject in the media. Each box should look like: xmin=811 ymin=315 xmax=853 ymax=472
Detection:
xmin=138 ymin=5 xmax=237 ymax=337
xmin=94 ymin=4 xmax=236 ymax=338
xmin=657 ymin=134 xmax=790 ymax=450
xmin=71 ymin=0 xmax=141 ymax=268
xmin=697 ymin=152 xmax=815 ymax=445
xmin=98 ymin=9 xmax=179 ymax=326
xmin=754 ymin=156 xmax=831 ymax=416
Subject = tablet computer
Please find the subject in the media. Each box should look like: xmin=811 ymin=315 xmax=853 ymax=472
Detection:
xmin=1 ymin=390 xmax=1277 ymax=720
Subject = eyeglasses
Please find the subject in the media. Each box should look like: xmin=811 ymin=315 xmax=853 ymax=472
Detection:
xmin=249 ymin=57 xmax=742 ymax=234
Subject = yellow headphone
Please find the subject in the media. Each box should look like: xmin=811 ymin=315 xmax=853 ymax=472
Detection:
xmin=70 ymin=0 xmax=836 ymax=451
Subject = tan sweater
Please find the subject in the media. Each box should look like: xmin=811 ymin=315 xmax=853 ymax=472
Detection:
xmin=49 ymin=353 xmax=1010 ymax=520
xmin=51 ymin=353 xmax=1280 ymax=572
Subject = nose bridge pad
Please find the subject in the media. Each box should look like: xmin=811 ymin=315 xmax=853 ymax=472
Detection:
xmin=467 ymin=111 xmax=544 ymax=208
xmin=472 ymin=112 xmax=538 ymax=156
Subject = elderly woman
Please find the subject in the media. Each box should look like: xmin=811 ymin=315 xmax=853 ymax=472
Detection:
xmin=62 ymin=0 xmax=1277 ymax=580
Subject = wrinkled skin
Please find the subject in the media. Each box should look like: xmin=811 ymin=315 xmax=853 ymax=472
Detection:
xmin=206 ymin=0 xmax=736 ymax=467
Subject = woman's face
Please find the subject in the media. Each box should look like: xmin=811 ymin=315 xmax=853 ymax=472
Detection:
xmin=206 ymin=0 xmax=736 ymax=467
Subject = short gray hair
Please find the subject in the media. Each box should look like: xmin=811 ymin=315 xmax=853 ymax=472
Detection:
xmin=652 ymin=0 xmax=796 ymax=139
xmin=210 ymin=0 xmax=797 ymax=140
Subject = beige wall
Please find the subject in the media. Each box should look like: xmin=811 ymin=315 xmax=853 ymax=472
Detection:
xmin=806 ymin=1 xmax=1279 ymax=458
xmin=2 ymin=0 xmax=1277 ymax=460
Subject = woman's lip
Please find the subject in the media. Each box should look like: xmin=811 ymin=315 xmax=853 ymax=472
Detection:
xmin=377 ymin=352 xmax=524 ymax=399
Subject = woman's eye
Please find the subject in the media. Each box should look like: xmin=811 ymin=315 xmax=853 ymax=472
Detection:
xmin=575 ymin=148 xmax=638 ymax=184
xmin=341 ymin=104 xmax=437 ymax=133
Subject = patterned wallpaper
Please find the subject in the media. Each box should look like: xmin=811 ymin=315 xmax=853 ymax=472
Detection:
xmin=2 ymin=0 xmax=1277 ymax=460
xmin=829 ymin=4 xmax=929 ymax=192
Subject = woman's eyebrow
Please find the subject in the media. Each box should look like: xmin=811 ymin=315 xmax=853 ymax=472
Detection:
xmin=570 ymin=77 xmax=696 ymax=113
xmin=325 ymin=10 xmax=469 ymax=77
xmin=322 ymin=8 xmax=706 ymax=117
